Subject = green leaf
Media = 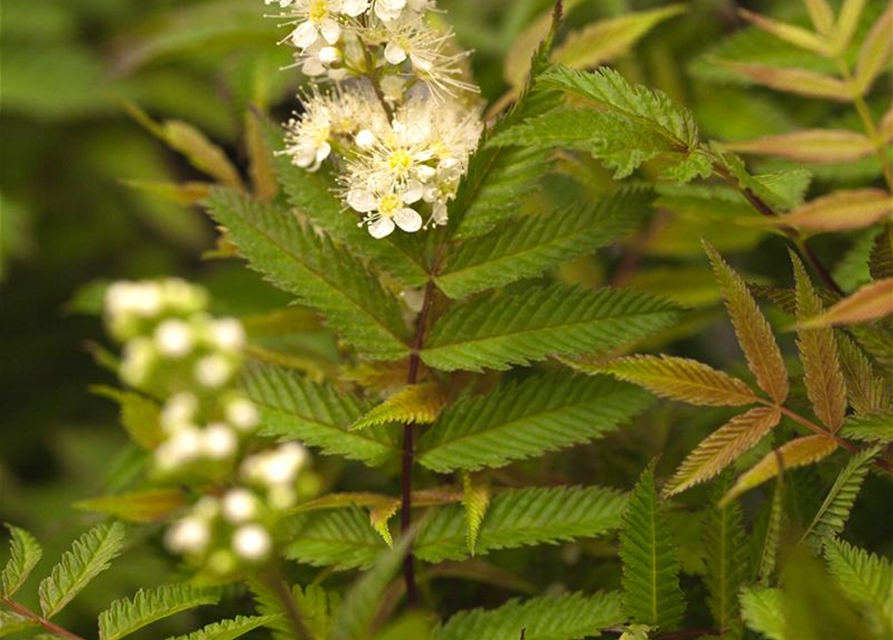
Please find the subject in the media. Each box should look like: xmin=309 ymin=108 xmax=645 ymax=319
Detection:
xmin=91 ymin=386 xmax=163 ymax=450
xmin=99 ymin=584 xmax=219 ymax=640
xmin=0 ymin=610 xmax=35 ymax=636
xmin=435 ymin=591 xmax=625 ymax=640
xmin=824 ymin=537 xmax=892 ymax=618
xmin=204 ymin=188 xmax=410 ymax=360
xmin=757 ymin=478 xmax=786 ymax=585
xmin=38 ymin=522 xmax=126 ymax=618
xmin=620 ymin=467 xmax=685 ymax=630
xmin=418 ymin=373 xmax=653 ymax=471
xmin=242 ymin=362 xmax=400 ymax=466
xmin=75 ymin=489 xmax=186 ymax=523
xmin=164 ymin=615 xmax=281 ymax=640
xmin=250 ymin=583 xmax=337 ymax=640
xmin=351 ymin=383 xmax=448 ymax=431
xmin=836 ymin=333 xmax=892 ymax=415
xmin=422 ymin=284 xmax=680 ymax=372
xmin=265 ymin=120 xmax=429 ymax=288
xmin=840 ymin=411 xmax=893 ymax=442
xmin=2 ymin=525 xmax=43 ymax=597
xmin=702 ymin=480 xmax=748 ymax=639
xmin=740 ymin=587 xmax=784 ymax=640
xmin=801 ymin=445 xmax=880 ymax=550
xmin=288 ymin=487 xmax=626 ymax=569
xmin=462 ymin=473 xmax=490 ymax=556
xmin=436 ymin=189 xmax=651 ymax=299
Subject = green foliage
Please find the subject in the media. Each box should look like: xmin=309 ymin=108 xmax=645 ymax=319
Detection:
xmin=422 ymin=285 xmax=680 ymax=372
xmin=702 ymin=481 xmax=748 ymax=639
xmin=435 ymin=591 xmax=625 ymax=640
xmin=824 ymin=538 xmax=892 ymax=617
xmin=740 ymin=587 xmax=784 ymax=640
xmin=1 ymin=525 xmax=42 ymax=598
xmin=620 ymin=467 xmax=685 ymax=631
xmin=38 ymin=522 xmax=126 ymax=618
xmin=205 ymin=188 xmax=411 ymax=361
xmin=165 ymin=615 xmax=281 ymax=640
xmin=251 ymin=583 xmax=337 ymax=640
xmin=436 ymin=189 xmax=652 ymax=299
xmin=418 ymin=373 xmax=652 ymax=471
xmin=840 ymin=411 xmax=893 ymax=442
xmin=99 ymin=585 xmax=220 ymax=640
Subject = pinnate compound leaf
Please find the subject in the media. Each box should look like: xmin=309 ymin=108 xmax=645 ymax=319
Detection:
xmin=418 ymin=373 xmax=653 ymax=472
xmin=2 ymin=525 xmax=43 ymax=597
xmin=435 ymin=591 xmax=625 ymax=640
xmin=436 ymin=189 xmax=652 ymax=299
xmin=715 ymin=62 xmax=849 ymax=101
xmin=721 ymin=435 xmax=838 ymax=506
xmin=840 ymin=411 xmax=893 ymax=442
xmin=666 ymin=407 xmax=781 ymax=497
xmin=702 ymin=480 xmax=748 ymax=639
xmin=836 ymin=332 xmax=892 ymax=415
xmin=75 ymin=489 xmax=186 ymax=523
xmin=242 ymin=363 xmax=400 ymax=466
xmin=204 ymin=188 xmax=410 ymax=360
xmin=801 ymin=445 xmax=880 ymax=550
xmin=705 ymin=242 xmax=789 ymax=404
xmin=726 ymin=129 xmax=875 ymax=163
xmin=620 ymin=467 xmax=685 ymax=630
xmin=164 ymin=615 xmax=281 ymax=640
xmin=740 ymin=587 xmax=784 ymax=640
xmin=462 ymin=473 xmax=490 ymax=556
xmin=250 ymin=582 xmax=336 ymax=640
xmin=38 ymin=522 xmax=126 ymax=618
xmin=351 ymin=383 xmax=449 ymax=431
xmin=774 ymin=189 xmax=892 ymax=233
xmin=603 ymin=354 xmax=759 ymax=407
xmin=855 ymin=3 xmax=893 ymax=94
xmin=792 ymin=254 xmax=847 ymax=432
xmin=824 ymin=537 xmax=892 ymax=615
xmin=99 ymin=584 xmax=219 ymax=640
xmin=422 ymin=284 xmax=680 ymax=372
xmin=799 ymin=278 xmax=893 ymax=327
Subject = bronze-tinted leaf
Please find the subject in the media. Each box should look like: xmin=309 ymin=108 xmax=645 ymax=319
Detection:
xmin=774 ymin=189 xmax=892 ymax=233
xmin=739 ymin=9 xmax=830 ymax=55
xmin=717 ymin=62 xmax=849 ymax=101
xmin=800 ymin=278 xmax=893 ymax=327
xmin=705 ymin=242 xmax=789 ymax=404
xmin=803 ymin=0 xmax=836 ymax=34
xmin=665 ymin=406 xmax=782 ymax=496
xmin=727 ymin=129 xmax=874 ymax=163
xmin=855 ymin=3 xmax=892 ymax=94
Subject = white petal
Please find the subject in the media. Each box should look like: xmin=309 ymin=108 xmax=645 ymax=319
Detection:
xmin=292 ymin=21 xmax=319 ymax=48
xmin=410 ymin=51 xmax=433 ymax=71
xmin=355 ymin=129 xmax=376 ymax=148
xmin=369 ymin=216 xmax=396 ymax=238
xmin=315 ymin=141 xmax=332 ymax=163
xmin=393 ymin=208 xmax=422 ymax=232
xmin=342 ymin=0 xmax=369 ymax=16
xmin=432 ymin=201 xmax=448 ymax=225
xmin=402 ymin=180 xmax=423 ymax=203
xmin=417 ymin=165 xmax=436 ymax=181
xmin=320 ymin=18 xmax=341 ymax=44
xmin=384 ymin=42 xmax=407 ymax=65
xmin=347 ymin=189 xmax=377 ymax=212
xmin=302 ymin=57 xmax=326 ymax=76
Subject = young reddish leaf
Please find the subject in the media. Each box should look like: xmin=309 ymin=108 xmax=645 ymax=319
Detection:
xmin=717 ymin=62 xmax=850 ymax=101
xmin=161 ymin=121 xmax=245 ymax=190
xmin=705 ymin=242 xmax=789 ymax=404
xmin=773 ymin=189 xmax=892 ymax=233
xmin=351 ymin=383 xmax=450 ymax=431
xmin=664 ymin=406 xmax=781 ymax=496
xmin=792 ymin=255 xmax=847 ymax=432
xmin=881 ymin=107 xmax=893 ymax=143
xmin=369 ymin=498 xmax=400 ymax=547
xmin=803 ymin=0 xmax=836 ymax=34
xmin=739 ymin=9 xmax=830 ymax=55
xmin=720 ymin=435 xmax=838 ymax=505
xmin=726 ymin=129 xmax=874 ymax=163
xmin=854 ymin=2 xmax=893 ymax=94
xmin=604 ymin=354 xmax=759 ymax=407
xmin=833 ymin=0 xmax=870 ymax=53
xmin=799 ymin=278 xmax=893 ymax=327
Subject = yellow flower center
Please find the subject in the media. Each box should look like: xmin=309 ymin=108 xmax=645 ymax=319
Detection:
xmin=378 ymin=194 xmax=400 ymax=216
xmin=387 ymin=150 xmax=412 ymax=174
xmin=309 ymin=0 xmax=328 ymax=21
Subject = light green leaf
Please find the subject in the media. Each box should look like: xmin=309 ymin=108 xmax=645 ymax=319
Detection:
xmin=204 ymin=188 xmax=410 ymax=361
xmin=165 ymin=615 xmax=281 ymax=640
xmin=242 ymin=363 xmax=400 ymax=466
xmin=620 ymin=467 xmax=685 ymax=630
xmin=435 ymin=591 xmax=625 ymax=640
xmin=2 ymin=525 xmax=43 ymax=597
xmin=250 ymin=583 xmax=337 ymax=640
xmin=462 ymin=473 xmax=490 ymax=556
xmin=99 ymin=584 xmax=219 ymax=640
xmin=418 ymin=373 xmax=653 ymax=471
xmin=840 ymin=411 xmax=893 ymax=442
xmin=824 ymin=537 xmax=892 ymax=618
xmin=0 ymin=610 xmax=35 ymax=636
xmin=422 ymin=284 xmax=680 ymax=372
xmin=38 ymin=522 xmax=126 ymax=618
xmin=740 ymin=587 xmax=784 ymax=640
xmin=702 ymin=480 xmax=748 ymax=639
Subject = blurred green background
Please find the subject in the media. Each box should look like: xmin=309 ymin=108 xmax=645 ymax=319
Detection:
xmin=1 ymin=0 xmax=890 ymax=636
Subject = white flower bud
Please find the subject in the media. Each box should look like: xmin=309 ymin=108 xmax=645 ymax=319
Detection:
xmin=318 ymin=45 xmax=341 ymax=65
xmin=194 ymin=354 xmax=233 ymax=388
xmin=355 ymin=129 xmax=376 ymax=149
xmin=202 ymin=423 xmax=237 ymax=459
xmin=165 ymin=517 xmax=210 ymax=554
xmin=154 ymin=319 xmax=194 ymax=357
xmin=226 ymin=397 xmax=259 ymax=432
xmin=161 ymin=393 xmax=198 ymax=434
xmin=232 ymin=524 xmax=272 ymax=561
xmin=209 ymin=318 xmax=245 ymax=352
xmin=222 ymin=488 xmax=259 ymax=523
xmin=120 ymin=338 xmax=156 ymax=386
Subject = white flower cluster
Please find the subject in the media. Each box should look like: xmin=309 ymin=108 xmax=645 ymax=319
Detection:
xmin=267 ymin=0 xmax=483 ymax=238
xmin=165 ymin=442 xmax=312 ymax=573
xmin=104 ymin=278 xmax=316 ymax=575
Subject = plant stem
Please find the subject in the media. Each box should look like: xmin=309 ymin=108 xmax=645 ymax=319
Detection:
xmin=262 ymin=570 xmax=315 ymax=640
xmin=0 ymin=596 xmax=88 ymax=640
xmin=712 ymin=162 xmax=845 ymax=296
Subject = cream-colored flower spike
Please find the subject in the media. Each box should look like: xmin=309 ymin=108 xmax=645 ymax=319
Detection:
xmin=267 ymin=0 xmax=482 ymax=237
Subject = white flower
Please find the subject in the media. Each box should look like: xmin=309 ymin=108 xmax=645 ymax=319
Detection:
xmin=226 ymin=397 xmax=260 ymax=432
xmin=222 ymin=488 xmax=259 ymax=523
xmin=194 ymin=354 xmax=233 ymax=388
xmin=154 ymin=319 xmax=194 ymax=357
xmin=284 ymin=0 xmax=344 ymax=49
xmin=161 ymin=393 xmax=199 ymax=434
xmin=232 ymin=524 xmax=272 ymax=561
xmin=165 ymin=516 xmax=210 ymax=554
xmin=209 ymin=318 xmax=245 ymax=352
xmin=202 ymin=423 xmax=238 ymax=459
xmin=241 ymin=442 xmax=310 ymax=488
